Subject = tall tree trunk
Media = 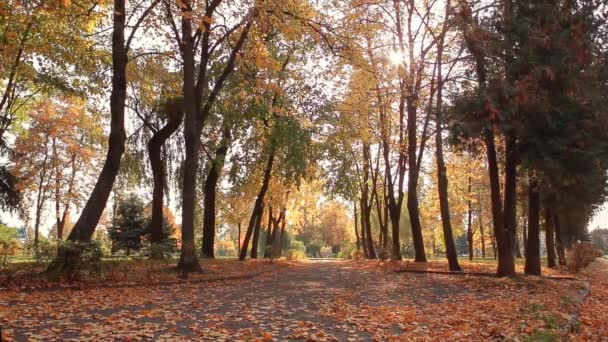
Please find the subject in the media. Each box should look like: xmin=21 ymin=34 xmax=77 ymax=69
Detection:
xmin=361 ymin=143 xmax=376 ymax=259
xmin=178 ymin=4 xmax=253 ymax=273
xmin=503 ymin=134 xmax=518 ymax=265
xmin=53 ymin=138 xmax=62 ymax=240
xmin=263 ymin=204 xmax=274 ymax=258
xmin=554 ymin=214 xmax=566 ymax=266
xmin=177 ymin=0 xmax=202 ymax=273
xmin=363 ymin=203 xmax=376 ymax=259
xmin=523 ymin=217 xmax=528 ymax=258
xmin=460 ymin=3 xmax=512 ymax=276
xmin=435 ymin=41 xmax=460 ymax=271
xmin=201 ymin=127 xmax=230 ymax=258
xmin=148 ymin=106 xmax=183 ymax=259
xmin=239 ymin=152 xmax=274 ymax=260
xmin=524 ymin=176 xmax=541 ymax=275
xmin=48 ymin=0 xmax=136 ymax=276
xmin=467 ymin=176 xmax=473 ymax=261
xmin=34 ymin=148 xmax=50 ymax=248
xmin=354 ymin=202 xmax=361 ymax=252
xmin=480 ymin=218 xmax=486 ymax=258
xmin=491 ymin=231 xmax=497 ymax=260
xmin=515 ymin=233 xmax=522 ymax=258
xmin=250 ymin=202 xmax=264 ymax=259
xmin=359 ymin=199 xmax=369 ymax=259
xmin=545 ymin=207 xmax=556 ymax=268
xmin=485 ymin=130 xmax=512 ymax=276
xmin=56 ymin=154 xmax=77 ymax=240
xmin=407 ymin=127 xmax=426 ymax=262
xmin=237 ymin=222 xmax=242 ymax=255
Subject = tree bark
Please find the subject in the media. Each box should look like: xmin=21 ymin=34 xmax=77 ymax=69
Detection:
xmin=237 ymin=222 xmax=242 ymax=256
xmin=239 ymin=152 xmax=274 ymax=260
xmin=178 ymin=4 xmax=254 ymax=273
xmin=544 ymin=207 xmax=556 ymax=268
xmin=354 ymin=201 xmax=360 ymax=252
xmin=48 ymin=0 xmax=133 ymax=276
xmin=502 ymin=134 xmax=519 ymax=265
xmin=524 ymin=175 xmax=541 ymax=275
xmin=460 ymin=3 xmax=512 ymax=276
xmin=467 ymin=176 xmax=473 ymax=261
xmin=148 ymin=104 xmax=183 ymax=258
xmin=554 ymin=214 xmax=566 ymax=266
xmin=201 ymin=126 xmax=230 ymax=258
xmin=435 ymin=35 xmax=460 ymax=271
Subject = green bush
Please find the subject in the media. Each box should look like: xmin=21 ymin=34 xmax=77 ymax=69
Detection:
xmin=23 ymin=238 xmax=58 ymax=266
xmin=284 ymin=240 xmax=307 ymax=260
xmin=285 ymin=248 xmax=307 ymax=260
xmin=0 ymin=226 xmax=19 ymax=268
xmin=337 ymin=245 xmax=353 ymax=259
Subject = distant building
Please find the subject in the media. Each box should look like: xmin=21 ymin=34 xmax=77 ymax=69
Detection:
xmin=15 ymin=226 xmax=28 ymax=241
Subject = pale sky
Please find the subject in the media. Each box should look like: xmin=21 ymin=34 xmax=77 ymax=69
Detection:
xmin=590 ymin=203 xmax=608 ymax=230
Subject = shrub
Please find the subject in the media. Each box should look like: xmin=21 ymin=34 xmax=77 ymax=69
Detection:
xmin=351 ymin=249 xmax=364 ymax=260
xmin=568 ymin=242 xmax=603 ymax=272
xmin=337 ymin=244 xmax=355 ymax=259
xmin=285 ymin=249 xmax=307 ymax=260
xmin=0 ymin=225 xmax=19 ymax=268
xmin=320 ymin=246 xmax=333 ymax=258
xmin=23 ymin=238 xmax=58 ymax=266
xmin=285 ymin=240 xmax=307 ymax=260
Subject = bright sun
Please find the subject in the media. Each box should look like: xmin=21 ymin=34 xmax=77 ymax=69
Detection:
xmin=389 ymin=50 xmax=404 ymax=65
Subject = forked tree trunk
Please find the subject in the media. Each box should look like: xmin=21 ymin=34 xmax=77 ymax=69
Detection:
xmin=524 ymin=176 xmax=541 ymax=275
xmin=148 ymin=106 xmax=183 ymax=259
xmin=239 ymin=153 xmax=274 ymax=260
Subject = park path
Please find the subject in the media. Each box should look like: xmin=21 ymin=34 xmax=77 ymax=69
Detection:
xmin=2 ymin=260 xmax=471 ymax=341
xmin=1 ymin=259 xmax=589 ymax=341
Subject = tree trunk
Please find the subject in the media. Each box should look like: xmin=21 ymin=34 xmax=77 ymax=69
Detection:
xmin=201 ymin=127 xmax=230 ymax=258
xmin=524 ymin=176 xmax=541 ymax=275
xmin=237 ymin=222 xmax=242 ymax=256
xmin=503 ymin=134 xmax=519 ymax=265
xmin=407 ymin=139 xmax=426 ymax=262
xmin=239 ymin=152 xmax=274 ymax=260
xmin=148 ymin=106 xmax=183 ymax=259
xmin=35 ymin=149 xmax=50 ymax=248
xmin=359 ymin=199 xmax=369 ymax=259
xmin=48 ymin=0 xmax=130 ymax=276
xmin=545 ymin=207 xmax=556 ymax=268
xmin=485 ymin=130 xmax=513 ymax=276
xmin=354 ymin=202 xmax=360 ymax=252
xmin=523 ymin=217 xmax=528 ymax=258
xmin=467 ymin=176 xmax=473 ymax=261
xmin=554 ymin=214 xmax=566 ymax=266
xmin=480 ymin=218 xmax=486 ymax=258
xmin=431 ymin=0 xmax=460 ymax=271
xmin=177 ymin=0 xmax=202 ymax=273
xmin=250 ymin=202 xmax=265 ymax=259
xmin=264 ymin=204 xmax=274 ymax=258
xmin=491 ymin=232 xmax=497 ymax=259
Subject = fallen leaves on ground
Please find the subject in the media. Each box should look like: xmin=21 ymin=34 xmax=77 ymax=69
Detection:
xmin=569 ymin=257 xmax=608 ymax=341
xmin=0 ymin=258 xmax=284 ymax=291
xmin=0 ymin=259 xmax=600 ymax=341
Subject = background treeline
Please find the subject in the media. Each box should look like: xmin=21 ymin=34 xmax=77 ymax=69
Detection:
xmin=0 ymin=0 xmax=607 ymax=277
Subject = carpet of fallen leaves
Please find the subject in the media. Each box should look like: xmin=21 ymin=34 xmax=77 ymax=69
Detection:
xmin=0 ymin=259 xmax=283 ymax=291
xmin=569 ymin=257 xmax=608 ymax=341
xmin=0 ymin=258 xmax=601 ymax=341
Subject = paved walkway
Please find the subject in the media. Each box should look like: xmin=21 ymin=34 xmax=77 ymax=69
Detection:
xmin=0 ymin=260 xmax=587 ymax=341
